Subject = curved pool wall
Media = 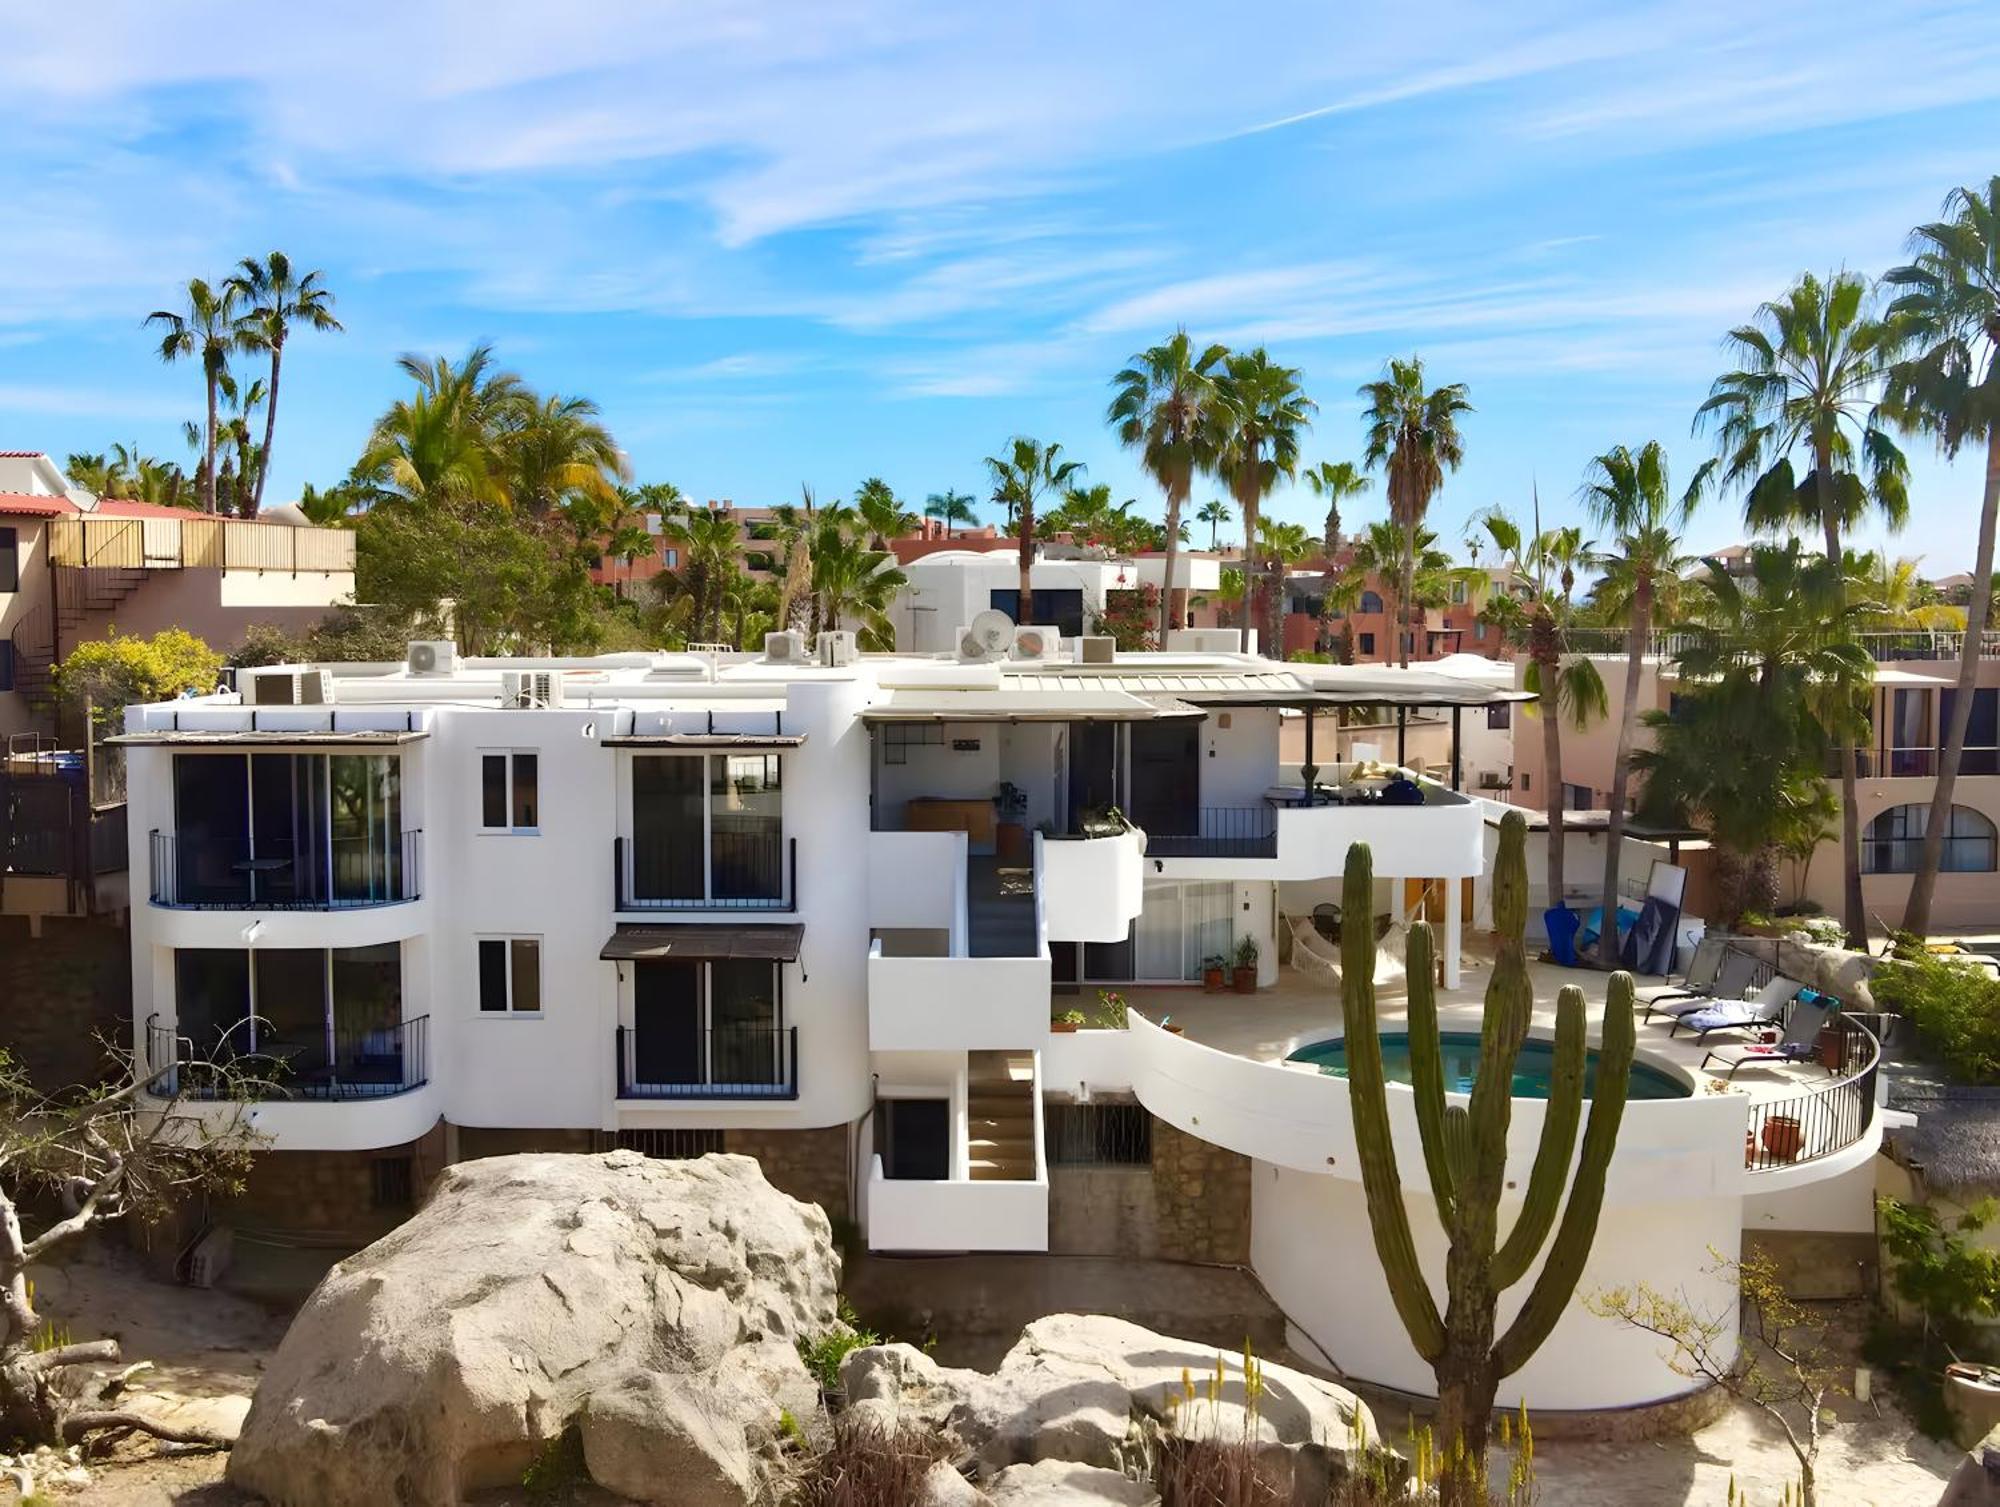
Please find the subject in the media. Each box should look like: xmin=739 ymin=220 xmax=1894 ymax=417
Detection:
xmin=1086 ymin=1013 xmax=1765 ymax=1411
xmin=1287 ymin=1031 xmax=1693 ymax=1101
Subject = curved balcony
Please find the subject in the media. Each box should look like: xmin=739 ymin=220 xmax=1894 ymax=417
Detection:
xmin=1739 ymin=1014 xmax=1882 ymax=1185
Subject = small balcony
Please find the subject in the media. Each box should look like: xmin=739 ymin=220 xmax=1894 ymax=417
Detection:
xmin=613 ymin=1024 xmax=798 ymax=1100
xmin=612 ymin=834 xmax=795 ymax=912
xmin=150 ymin=828 xmax=422 ymax=910
xmin=146 ymin=1011 xmax=429 ymax=1102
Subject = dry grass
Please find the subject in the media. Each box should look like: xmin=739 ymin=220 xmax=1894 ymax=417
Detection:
xmin=788 ymin=1413 xmax=955 ymax=1507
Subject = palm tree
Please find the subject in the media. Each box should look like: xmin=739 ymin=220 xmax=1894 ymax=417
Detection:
xmin=1332 ymin=519 xmax=1478 ymax=659
xmin=1302 ymin=460 xmax=1370 ymax=558
xmin=854 ymin=477 xmax=916 ymax=549
xmin=228 ymin=253 xmax=341 ymax=517
xmin=812 ymin=524 xmax=909 ymax=650
xmin=1697 ymin=271 xmax=1909 ymax=947
xmin=1882 ymin=177 xmax=2000 ymax=938
xmin=662 ymin=506 xmax=749 ymax=645
xmin=147 ymin=278 xmax=255 ymax=512
xmin=1216 ymin=350 xmax=1315 ymax=657
xmin=1257 ymin=518 xmax=1316 ymax=654
xmin=1578 ymin=442 xmax=1705 ymax=965
xmin=1478 ymin=508 xmax=1609 ymax=913
xmin=923 ymin=488 xmax=978 ymax=539
xmin=1196 ymin=498 xmax=1233 ymax=551
xmin=217 ymin=373 xmax=268 ymax=516
xmin=505 ymin=393 xmax=627 ymax=518
xmin=1108 ymin=330 xmax=1230 ymax=646
xmin=1359 ymin=358 xmax=1472 ymax=666
xmin=983 ymin=437 xmax=1084 ymax=624
xmin=1212 ymin=567 xmax=1248 ymax=628
xmin=356 ymin=344 xmax=525 ymax=506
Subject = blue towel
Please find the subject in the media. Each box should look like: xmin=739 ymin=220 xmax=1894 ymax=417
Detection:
xmin=1544 ymin=906 xmax=1581 ymax=967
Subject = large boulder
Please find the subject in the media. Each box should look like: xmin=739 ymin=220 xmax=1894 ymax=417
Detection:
xmin=842 ymin=1314 xmax=1376 ymax=1504
xmin=229 ymin=1151 xmax=839 ymax=1506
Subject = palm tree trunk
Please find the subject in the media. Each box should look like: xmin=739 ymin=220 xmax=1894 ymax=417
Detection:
xmin=1156 ymin=481 xmax=1186 ymax=649
xmin=1816 ymin=481 xmax=1867 ymax=948
xmin=1401 ymin=516 xmax=1416 ymax=668
xmin=1540 ymin=640 xmax=1566 ymax=913
xmin=252 ymin=340 xmax=282 ymax=517
xmin=1595 ymin=577 xmax=1651 ymax=965
xmin=203 ymin=371 xmax=219 ymax=514
xmin=1236 ymin=463 xmax=1262 ymax=656
xmin=1905 ymin=430 xmax=2000 ymax=938
xmin=1018 ymin=499 xmax=1035 ymax=625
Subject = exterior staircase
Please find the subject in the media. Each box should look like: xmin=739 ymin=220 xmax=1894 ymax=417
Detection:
xmin=8 ymin=606 xmax=56 ymax=709
xmin=967 ymin=1050 xmax=1037 ymax=1181
xmin=56 ymin=565 xmax=149 ymax=635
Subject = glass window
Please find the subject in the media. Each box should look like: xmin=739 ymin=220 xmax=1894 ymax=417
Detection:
xmin=1487 ymin=704 xmax=1512 ymax=730
xmin=478 ymin=938 xmax=508 ymax=1011
xmin=0 ymin=641 xmax=12 ymax=693
xmin=482 ymin=755 xmax=507 ymax=828
xmin=477 ymin=937 xmax=541 ymax=1012
xmin=481 ymin=752 xmax=538 ymax=831
xmin=1358 ymin=633 xmax=1376 ymax=656
xmin=1863 ymin=804 xmax=1998 ymax=874
xmin=511 ymin=939 xmax=542 ymax=1012
xmin=1359 ymin=591 xmax=1383 ymax=614
xmin=0 ymin=527 xmax=16 ymax=593
xmin=632 ymin=753 xmax=784 ymax=903
xmin=513 ymin=755 xmax=538 ymax=828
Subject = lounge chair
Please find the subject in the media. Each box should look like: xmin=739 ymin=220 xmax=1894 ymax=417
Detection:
xmin=1668 ymin=975 xmax=1809 ymax=1042
xmin=1700 ymin=996 xmax=1839 ymax=1078
xmin=1643 ymin=946 xmax=1771 ymax=1023
xmin=1636 ymin=936 xmax=1725 ymax=1009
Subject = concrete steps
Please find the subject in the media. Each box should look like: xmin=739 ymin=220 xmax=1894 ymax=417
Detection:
xmin=968 ymin=1050 xmax=1036 ymax=1182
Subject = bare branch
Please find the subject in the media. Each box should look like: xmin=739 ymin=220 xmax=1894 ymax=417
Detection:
xmin=61 ymin=1409 xmax=232 ymax=1449
xmin=23 ymin=1339 xmax=122 ymax=1372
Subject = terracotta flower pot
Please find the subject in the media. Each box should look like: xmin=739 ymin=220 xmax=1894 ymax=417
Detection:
xmin=1815 ymin=1025 xmax=1844 ymax=1071
xmin=1232 ymin=967 xmax=1256 ymax=995
xmin=1203 ymin=967 xmax=1225 ymax=993
xmin=1050 ymin=1020 xmax=1079 ymax=1034
xmin=1164 ymin=1024 xmax=1186 ymax=1035
xmin=1760 ymin=1116 xmax=1805 ymax=1163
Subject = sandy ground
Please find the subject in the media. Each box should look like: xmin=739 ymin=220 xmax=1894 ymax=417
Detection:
xmin=1 ymin=1246 xmax=1964 ymax=1505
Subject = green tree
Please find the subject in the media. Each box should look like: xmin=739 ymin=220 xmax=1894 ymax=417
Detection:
xmin=1108 ymin=330 xmax=1229 ymax=647
xmin=853 ymin=477 xmax=915 ymax=549
xmin=1194 ymin=498 xmax=1232 ymax=551
xmin=1215 ymin=349 xmax=1315 ymax=655
xmin=53 ymin=628 xmax=223 ymax=735
xmin=983 ymin=437 xmax=1083 ymax=624
xmin=146 ymin=278 xmax=255 ymax=513
xmin=660 ymin=506 xmax=751 ymax=646
xmin=811 ymin=523 xmax=908 ymax=651
xmin=1883 ymin=178 xmax=2000 ymax=939
xmin=227 ymin=252 xmax=342 ymax=517
xmin=1257 ymin=518 xmax=1315 ymax=655
xmin=505 ymin=393 xmax=627 ymax=519
xmin=1698 ymin=271 xmax=1909 ymax=947
xmin=1360 ymin=357 xmax=1472 ymax=666
xmin=922 ymin=488 xmax=978 ymax=539
xmin=1478 ymin=509 xmax=1609 ymax=909
xmin=1578 ymin=442 xmax=1704 ymax=965
xmin=1332 ymin=519 xmax=1477 ymax=660
xmin=1302 ymin=459 xmax=1369 ymax=557
xmin=355 ymin=344 xmax=525 ymax=507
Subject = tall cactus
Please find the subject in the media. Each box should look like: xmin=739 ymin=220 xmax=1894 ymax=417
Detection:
xmin=1340 ymin=809 xmax=1635 ymax=1506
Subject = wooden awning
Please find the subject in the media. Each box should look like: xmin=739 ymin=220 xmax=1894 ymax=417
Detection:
xmin=599 ymin=923 xmax=804 ymax=962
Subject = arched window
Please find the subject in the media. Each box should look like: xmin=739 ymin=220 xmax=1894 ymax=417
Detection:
xmin=1359 ymin=590 xmax=1384 ymax=614
xmin=1863 ymin=804 xmax=1998 ymax=874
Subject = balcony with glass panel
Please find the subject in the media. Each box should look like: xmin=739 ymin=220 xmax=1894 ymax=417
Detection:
xmin=614 ymin=752 xmax=792 ymax=911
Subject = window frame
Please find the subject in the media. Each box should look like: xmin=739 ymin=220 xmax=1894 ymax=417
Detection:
xmin=479 ymin=750 xmax=541 ymax=834
xmin=0 ymin=526 xmax=17 ymax=593
xmin=1862 ymin=803 xmax=1998 ymax=875
xmin=477 ymin=934 xmax=544 ymax=1015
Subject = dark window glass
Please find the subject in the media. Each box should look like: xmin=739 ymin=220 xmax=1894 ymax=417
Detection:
xmin=878 ymin=1098 xmax=950 ymax=1180
xmin=510 ymin=939 xmax=541 ymax=1012
xmin=0 ymin=641 xmax=12 ymax=693
xmin=0 ymin=527 xmax=16 ymax=593
xmin=633 ymin=756 xmax=707 ymax=900
xmin=1359 ymin=591 xmax=1383 ymax=613
xmin=175 ymin=948 xmax=251 ymax=1054
xmin=1863 ymin=803 xmax=1998 ymax=874
xmin=711 ymin=754 xmax=783 ymax=900
xmin=710 ymin=959 xmax=778 ymax=1083
xmin=1486 ymin=704 xmax=1511 ymax=730
xmin=478 ymin=938 xmax=507 ymax=1011
xmin=482 ymin=755 xmax=507 ymax=828
xmin=1358 ymin=633 xmax=1375 ymax=656
xmin=512 ymin=754 xmax=538 ymax=828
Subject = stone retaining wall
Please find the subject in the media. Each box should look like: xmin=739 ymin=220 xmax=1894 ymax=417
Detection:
xmin=1151 ymin=1119 xmax=1252 ymax=1263
xmin=723 ymin=1125 xmax=851 ymax=1224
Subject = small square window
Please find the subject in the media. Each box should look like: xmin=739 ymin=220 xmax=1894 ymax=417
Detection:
xmin=479 ymin=936 xmax=542 ymax=1013
xmin=481 ymin=752 xmax=539 ymax=832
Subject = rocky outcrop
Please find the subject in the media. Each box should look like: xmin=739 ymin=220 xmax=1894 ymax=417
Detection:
xmin=228 ymin=1150 xmax=838 ymax=1507
xmin=842 ymin=1314 xmax=1378 ymax=1505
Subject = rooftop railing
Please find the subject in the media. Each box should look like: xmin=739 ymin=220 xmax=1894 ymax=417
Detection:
xmin=1567 ymin=627 xmax=2000 ymax=663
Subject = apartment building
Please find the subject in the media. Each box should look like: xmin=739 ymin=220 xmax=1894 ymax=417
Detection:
xmin=122 ymin=631 xmax=1877 ymax=1412
xmin=589 ymin=501 xmax=800 ymax=601
xmin=1517 ymin=634 xmax=2000 ymax=929
xmin=888 ymin=547 xmax=1222 ymax=650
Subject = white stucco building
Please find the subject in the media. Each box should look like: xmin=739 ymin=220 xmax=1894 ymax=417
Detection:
xmin=121 ymin=631 xmax=1881 ymax=1414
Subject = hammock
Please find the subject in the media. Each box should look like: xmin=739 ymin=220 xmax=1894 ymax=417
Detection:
xmin=1285 ymin=915 xmax=1409 ymax=988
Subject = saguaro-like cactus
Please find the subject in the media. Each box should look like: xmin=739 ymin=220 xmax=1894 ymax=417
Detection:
xmin=1340 ymin=808 xmax=1635 ymax=1504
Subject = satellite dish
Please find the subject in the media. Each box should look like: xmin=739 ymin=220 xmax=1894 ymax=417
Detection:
xmin=969 ymin=609 xmax=1014 ymax=653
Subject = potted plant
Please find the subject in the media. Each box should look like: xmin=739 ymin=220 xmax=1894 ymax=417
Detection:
xmin=1232 ymin=935 xmax=1259 ymax=994
xmin=1201 ymin=955 xmax=1226 ymax=993
xmin=1093 ymin=990 xmax=1128 ymax=1029
xmin=1760 ymin=1115 xmax=1805 ymax=1163
xmin=1051 ymin=1008 xmax=1086 ymax=1034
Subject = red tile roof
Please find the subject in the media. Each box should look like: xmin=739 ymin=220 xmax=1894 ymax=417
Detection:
xmin=0 ymin=493 xmax=220 ymax=520
xmin=0 ymin=492 xmax=72 ymax=516
xmin=0 ymin=450 xmax=50 ymax=459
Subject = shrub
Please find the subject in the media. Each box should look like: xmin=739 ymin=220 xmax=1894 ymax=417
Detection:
xmin=53 ymin=627 xmax=222 ymax=731
xmin=1872 ymin=953 xmax=2000 ymax=1082
xmin=796 ymin=1298 xmax=879 ymax=1393
xmin=789 ymin=1413 xmax=952 ymax=1507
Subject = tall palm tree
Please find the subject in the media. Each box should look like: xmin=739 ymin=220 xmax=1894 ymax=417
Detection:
xmin=1578 ymin=442 xmax=1705 ymax=965
xmin=1882 ymin=177 xmax=2000 ymax=938
xmin=1697 ymin=271 xmax=1909 ymax=947
xmin=662 ymin=506 xmax=749 ymax=645
xmin=1195 ymin=498 xmax=1233 ymax=551
xmin=147 ymin=278 xmax=255 ymax=513
xmin=812 ymin=523 xmax=909 ymax=650
xmin=1478 ymin=508 xmax=1609 ymax=913
xmin=356 ymin=344 xmax=525 ymax=506
xmin=1257 ymin=517 xmax=1316 ymax=654
xmin=217 ymin=373 xmax=268 ymax=516
xmin=505 ymin=393 xmax=627 ymax=518
xmin=854 ymin=477 xmax=915 ymax=549
xmin=1302 ymin=460 xmax=1369 ymax=558
xmin=1216 ymin=350 xmax=1315 ymax=657
xmin=228 ymin=253 xmax=342 ymax=517
xmin=1359 ymin=358 xmax=1472 ymax=666
xmin=983 ymin=438 xmax=1084 ymax=624
xmin=1108 ymin=330 xmax=1229 ymax=646
xmin=923 ymin=488 xmax=978 ymax=539
xmin=1332 ymin=519 xmax=1479 ymax=659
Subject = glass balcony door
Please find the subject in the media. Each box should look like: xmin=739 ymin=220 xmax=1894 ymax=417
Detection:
xmin=171 ymin=753 xmax=402 ymax=907
xmin=629 ymin=957 xmax=781 ymax=1088
xmin=172 ymin=944 xmax=407 ymax=1096
xmin=630 ymin=754 xmax=783 ymax=905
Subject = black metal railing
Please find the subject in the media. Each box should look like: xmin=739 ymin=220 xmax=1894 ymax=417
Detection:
xmin=1851 ymin=747 xmax=2000 ymax=779
xmin=1140 ymin=807 xmax=1279 ymax=859
xmin=149 ymin=828 xmax=422 ymax=909
xmin=614 ymin=1024 xmax=798 ymax=1100
xmin=146 ymin=1013 xmax=430 ymax=1103
xmin=1742 ymin=1013 xmax=1880 ymax=1172
xmin=613 ymin=834 xmax=795 ymax=911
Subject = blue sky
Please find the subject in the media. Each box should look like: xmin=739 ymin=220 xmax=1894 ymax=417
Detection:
xmin=2 ymin=0 xmax=1997 ymax=567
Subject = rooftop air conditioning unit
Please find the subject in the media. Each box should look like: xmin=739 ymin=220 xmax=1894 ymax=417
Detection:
xmin=501 ymin=670 xmax=566 ymax=709
xmin=1478 ymin=769 xmax=1509 ymax=790
xmin=249 ymin=668 xmax=331 ymax=706
xmin=764 ymin=631 xmax=809 ymax=664
xmin=817 ymin=630 xmax=857 ymax=667
xmin=407 ymin=640 xmax=458 ymax=676
xmin=1165 ymin=628 xmax=1244 ymax=653
xmin=1009 ymin=625 xmax=1060 ymax=662
xmin=957 ymin=608 xmax=1014 ymax=662
xmin=1076 ymin=635 xmax=1116 ymax=664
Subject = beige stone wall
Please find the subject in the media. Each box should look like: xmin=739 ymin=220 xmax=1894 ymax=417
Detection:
xmin=1151 ymin=1119 xmax=1252 ymax=1264
xmin=454 ymin=1126 xmax=599 ymax=1159
xmin=0 ymin=914 xmax=130 ymax=1090
xmin=724 ymin=1124 xmax=851 ymax=1224
xmin=223 ymin=1125 xmax=442 ymax=1242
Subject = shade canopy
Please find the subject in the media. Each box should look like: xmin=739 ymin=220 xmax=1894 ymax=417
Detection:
xmin=862 ymin=685 xmax=1190 ymax=722
xmin=599 ymin=923 xmax=805 ymax=962
xmin=600 ymin=733 xmax=807 ymax=749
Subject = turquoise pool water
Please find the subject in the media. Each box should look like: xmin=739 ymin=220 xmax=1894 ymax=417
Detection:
xmin=1286 ymin=1031 xmax=1691 ymax=1100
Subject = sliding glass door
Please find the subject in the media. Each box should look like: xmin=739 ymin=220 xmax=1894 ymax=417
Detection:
xmin=171 ymin=753 xmax=403 ymax=906
xmin=631 ymin=754 xmax=784 ymax=905
xmin=1082 ymin=881 xmax=1234 ymax=983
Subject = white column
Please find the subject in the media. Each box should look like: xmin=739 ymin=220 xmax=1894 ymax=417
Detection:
xmin=1443 ymin=876 xmax=1462 ymax=989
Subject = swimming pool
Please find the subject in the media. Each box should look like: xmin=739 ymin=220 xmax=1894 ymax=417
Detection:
xmin=1285 ymin=1031 xmax=1691 ymax=1100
